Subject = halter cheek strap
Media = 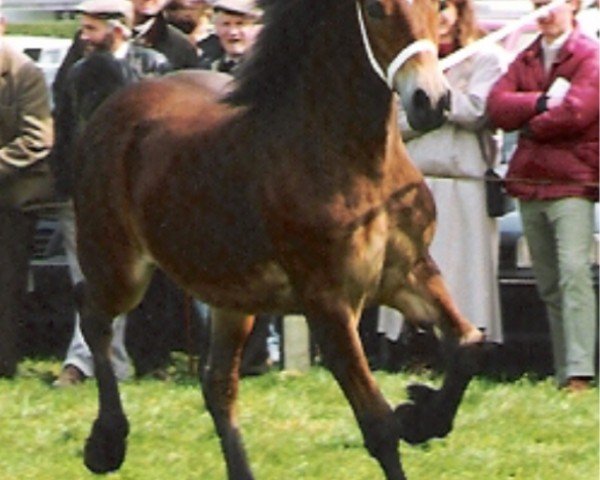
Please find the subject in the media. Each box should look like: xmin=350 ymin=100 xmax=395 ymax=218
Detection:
xmin=356 ymin=1 xmax=437 ymax=89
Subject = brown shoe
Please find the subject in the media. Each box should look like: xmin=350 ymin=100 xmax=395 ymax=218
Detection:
xmin=52 ymin=365 xmax=86 ymax=388
xmin=564 ymin=377 xmax=592 ymax=393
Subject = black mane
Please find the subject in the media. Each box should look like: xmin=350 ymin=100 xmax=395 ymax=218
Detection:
xmin=226 ymin=0 xmax=366 ymax=109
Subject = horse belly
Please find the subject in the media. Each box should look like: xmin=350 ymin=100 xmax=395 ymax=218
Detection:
xmin=175 ymin=259 xmax=300 ymax=315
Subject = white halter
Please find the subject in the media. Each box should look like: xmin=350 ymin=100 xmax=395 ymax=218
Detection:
xmin=356 ymin=1 xmax=437 ymax=89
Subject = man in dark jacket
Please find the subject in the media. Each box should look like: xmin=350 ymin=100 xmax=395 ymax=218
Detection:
xmin=53 ymin=0 xmax=171 ymax=387
xmin=53 ymin=0 xmax=198 ymax=107
xmin=52 ymin=0 xmax=204 ymax=382
xmin=131 ymin=0 xmax=199 ymax=69
xmin=487 ymin=0 xmax=599 ymax=392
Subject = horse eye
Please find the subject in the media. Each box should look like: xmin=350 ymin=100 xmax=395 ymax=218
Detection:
xmin=365 ymin=0 xmax=386 ymax=19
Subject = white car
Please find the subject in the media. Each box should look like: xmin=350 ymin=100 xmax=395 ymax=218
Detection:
xmin=5 ymin=35 xmax=71 ymax=94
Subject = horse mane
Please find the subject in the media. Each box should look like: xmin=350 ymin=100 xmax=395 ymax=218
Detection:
xmin=226 ymin=0 xmax=363 ymax=109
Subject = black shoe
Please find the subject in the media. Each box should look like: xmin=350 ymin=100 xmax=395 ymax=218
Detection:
xmin=0 ymin=358 xmax=17 ymax=379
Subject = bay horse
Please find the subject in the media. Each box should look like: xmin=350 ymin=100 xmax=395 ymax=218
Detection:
xmin=74 ymin=0 xmax=484 ymax=479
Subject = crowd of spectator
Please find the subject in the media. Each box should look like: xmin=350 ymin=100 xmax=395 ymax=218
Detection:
xmin=0 ymin=0 xmax=596 ymax=393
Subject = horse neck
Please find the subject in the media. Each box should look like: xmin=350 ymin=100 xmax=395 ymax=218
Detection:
xmin=232 ymin=1 xmax=394 ymax=175
xmin=293 ymin=57 xmax=392 ymax=154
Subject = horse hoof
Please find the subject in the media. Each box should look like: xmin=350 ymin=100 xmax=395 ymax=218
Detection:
xmin=394 ymin=402 xmax=425 ymax=445
xmin=394 ymin=401 xmax=452 ymax=445
xmin=395 ymin=384 xmax=453 ymax=445
xmin=84 ymin=415 xmax=129 ymax=474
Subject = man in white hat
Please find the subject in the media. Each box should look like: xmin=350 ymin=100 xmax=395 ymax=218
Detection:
xmin=0 ymin=2 xmax=54 ymax=378
xmin=52 ymin=0 xmax=171 ymax=387
xmin=198 ymin=0 xmax=261 ymax=72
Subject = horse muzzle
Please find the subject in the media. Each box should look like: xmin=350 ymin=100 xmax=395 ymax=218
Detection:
xmin=405 ymin=87 xmax=450 ymax=132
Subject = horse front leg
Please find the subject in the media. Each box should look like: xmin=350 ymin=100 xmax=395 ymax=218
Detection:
xmin=76 ymin=282 xmax=129 ymax=474
xmin=395 ymin=342 xmax=485 ymax=445
xmin=201 ymin=308 xmax=256 ymax=480
xmin=385 ymin=260 xmax=486 ymax=445
xmin=306 ymin=304 xmax=406 ymax=480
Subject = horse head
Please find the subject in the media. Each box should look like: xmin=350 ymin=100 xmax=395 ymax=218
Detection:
xmin=357 ymin=0 xmax=450 ymax=131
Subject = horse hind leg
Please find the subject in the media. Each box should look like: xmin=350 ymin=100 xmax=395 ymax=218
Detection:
xmin=201 ymin=308 xmax=256 ymax=480
xmin=77 ymin=256 xmax=154 ymax=473
xmin=306 ymin=304 xmax=406 ymax=480
xmin=77 ymin=280 xmax=130 ymax=473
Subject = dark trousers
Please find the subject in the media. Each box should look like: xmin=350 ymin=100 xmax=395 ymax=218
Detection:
xmin=0 ymin=207 xmax=36 ymax=377
xmin=126 ymin=271 xmax=201 ymax=376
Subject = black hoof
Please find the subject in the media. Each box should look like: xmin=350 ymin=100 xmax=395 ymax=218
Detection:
xmin=394 ymin=383 xmax=452 ymax=445
xmin=84 ymin=414 xmax=129 ymax=474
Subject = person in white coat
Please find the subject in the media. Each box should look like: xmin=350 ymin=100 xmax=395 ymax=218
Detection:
xmin=380 ymin=0 xmax=507 ymax=354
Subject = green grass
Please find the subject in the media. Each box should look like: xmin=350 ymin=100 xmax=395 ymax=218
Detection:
xmin=0 ymin=358 xmax=597 ymax=480
xmin=6 ymin=20 xmax=78 ymax=38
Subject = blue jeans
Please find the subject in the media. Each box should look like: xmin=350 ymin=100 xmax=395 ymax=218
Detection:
xmin=519 ymin=198 xmax=597 ymax=385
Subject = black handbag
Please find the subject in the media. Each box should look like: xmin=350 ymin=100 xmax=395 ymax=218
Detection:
xmin=477 ymin=132 xmax=515 ymax=218
xmin=484 ymin=167 xmax=515 ymax=217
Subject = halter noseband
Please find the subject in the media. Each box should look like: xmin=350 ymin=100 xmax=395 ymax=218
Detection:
xmin=356 ymin=1 xmax=437 ymax=89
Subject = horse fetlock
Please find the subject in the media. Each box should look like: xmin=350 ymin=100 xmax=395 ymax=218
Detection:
xmin=449 ymin=343 xmax=490 ymax=380
xmin=84 ymin=413 xmax=129 ymax=474
xmin=361 ymin=415 xmax=401 ymax=461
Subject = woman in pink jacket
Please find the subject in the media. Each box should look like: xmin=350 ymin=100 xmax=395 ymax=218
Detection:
xmin=487 ymin=0 xmax=598 ymax=392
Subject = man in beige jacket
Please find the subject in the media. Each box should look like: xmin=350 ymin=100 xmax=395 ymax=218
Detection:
xmin=0 ymin=6 xmax=54 ymax=377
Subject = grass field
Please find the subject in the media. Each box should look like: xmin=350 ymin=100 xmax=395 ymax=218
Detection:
xmin=0 ymin=358 xmax=597 ymax=480
xmin=6 ymin=20 xmax=78 ymax=38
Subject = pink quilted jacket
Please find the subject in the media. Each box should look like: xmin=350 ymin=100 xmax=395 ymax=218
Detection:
xmin=487 ymin=27 xmax=599 ymax=201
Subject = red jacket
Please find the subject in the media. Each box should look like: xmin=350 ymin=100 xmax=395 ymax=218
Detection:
xmin=487 ymin=28 xmax=599 ymax=201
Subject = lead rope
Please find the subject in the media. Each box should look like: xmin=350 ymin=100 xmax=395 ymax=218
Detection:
xmin=423 ymin=174 xmax=600 ymax=189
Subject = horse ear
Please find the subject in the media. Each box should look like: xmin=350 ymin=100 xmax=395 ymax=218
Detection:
xmin=365 ymin=0 xmax=386 ymax=19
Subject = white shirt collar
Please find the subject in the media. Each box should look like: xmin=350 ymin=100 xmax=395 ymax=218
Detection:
xmin=113 ymin=42 xmax=130 ymax=60
xmin=133 ymin=18 xmax=155 ymax=39
xmin=541 ymin=29 xmax=572 ymax=52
